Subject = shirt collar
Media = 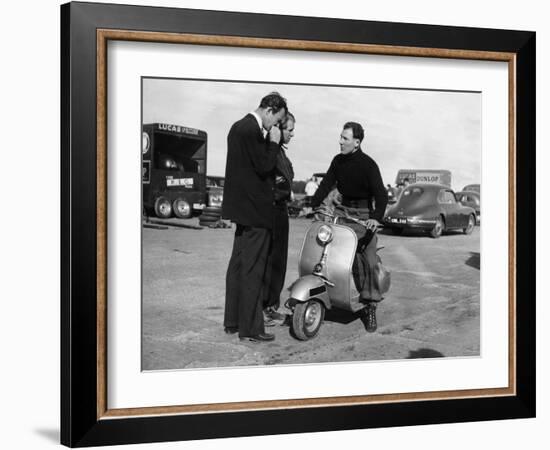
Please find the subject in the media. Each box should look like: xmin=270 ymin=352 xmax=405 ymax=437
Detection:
xmin=250 ymin=111 xmax=267 ymax=138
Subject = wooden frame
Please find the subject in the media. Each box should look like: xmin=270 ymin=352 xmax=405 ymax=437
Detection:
xmin=61 ymin=1 xmax=535 ymax=446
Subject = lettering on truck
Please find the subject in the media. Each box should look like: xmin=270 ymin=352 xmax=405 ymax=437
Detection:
xmin=416 ymin=172 xmax=441 ymax=183
xmin=158 ymin=123 xmax=199 ymax=135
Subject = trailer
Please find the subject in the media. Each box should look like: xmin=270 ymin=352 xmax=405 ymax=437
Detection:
xmin=142 ymin=123 xmax=207 ymax=218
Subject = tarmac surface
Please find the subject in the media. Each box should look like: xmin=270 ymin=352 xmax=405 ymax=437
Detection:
xmin=142 ymin=217 xmax=480 ymax=370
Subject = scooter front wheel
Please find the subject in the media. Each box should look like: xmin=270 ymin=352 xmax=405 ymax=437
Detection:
xmin=292 ymin=300 xmax=325 ymax=341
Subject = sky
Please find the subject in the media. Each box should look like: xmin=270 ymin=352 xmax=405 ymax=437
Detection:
xmin=143 ymin=78 xmax=481 ymax=191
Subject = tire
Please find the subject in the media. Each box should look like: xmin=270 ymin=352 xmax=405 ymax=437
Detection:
xmin=154 ymin=196 xmax=172 ymax=218
xmin=172 ymin=198 xmax=192 ymax=219
xmin=200 ymin=211 xmax=221 ymax=219
xmin=391 ymin=228 xmax=404 ymax=236
xmin=430 ymin=216 xmax=444 ymax=238
xmin=292 ymin=300 xmax=325 ymax=341
xmin=203 ymin=206 xmax=222 ymax=215
xmin=198 ymin=214 xmax=219 ymax=222
xmin=463 ymin=214 xmax=475 ymax=235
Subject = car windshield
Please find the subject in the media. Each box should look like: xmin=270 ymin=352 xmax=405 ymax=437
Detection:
xmin=207 ymin=178 xmax=224 ymax=187
xmin=398 ymin=186 xmax=425 ymax=206
xmin=402 ymin=186 xmax=424 ymax=197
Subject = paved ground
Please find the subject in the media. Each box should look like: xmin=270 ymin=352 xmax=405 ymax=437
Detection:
xmin=142 ymin=218 xmax=480 ymax=370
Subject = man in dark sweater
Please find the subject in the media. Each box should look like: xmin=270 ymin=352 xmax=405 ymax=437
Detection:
xmin=222 ymin=92 xmax=288 ymax=342
xmin=310 ymin=121 xmax=388 ymax=332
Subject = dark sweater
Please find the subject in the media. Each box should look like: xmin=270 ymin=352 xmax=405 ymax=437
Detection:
xmin=311 ymin=148 xmax=388 ymax=221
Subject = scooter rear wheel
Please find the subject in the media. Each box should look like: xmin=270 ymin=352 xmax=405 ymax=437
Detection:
xmin=292 ymin=300 xmax=325 ymax=341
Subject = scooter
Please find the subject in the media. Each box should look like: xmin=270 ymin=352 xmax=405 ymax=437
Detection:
xmin=285 ymin=205 xmax=390 ymax=340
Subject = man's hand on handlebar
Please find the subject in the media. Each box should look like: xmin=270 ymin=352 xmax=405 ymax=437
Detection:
xmin=364 ymin=219 xmax=381 ymax=231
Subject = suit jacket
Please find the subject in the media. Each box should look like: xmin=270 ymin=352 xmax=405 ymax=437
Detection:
xmin=222 ymin=113 xmax=279 ymax=228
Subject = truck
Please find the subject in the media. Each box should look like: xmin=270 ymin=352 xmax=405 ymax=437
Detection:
xmin=142 ymin=123 xmax=207 ymax=218
xmin=395 ymin=169 xmax=452 ymax=188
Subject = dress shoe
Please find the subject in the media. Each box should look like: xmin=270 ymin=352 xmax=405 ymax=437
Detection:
xmin=239 ymin=333 xmax=275 ymax=342
xmin=224 ymin=326 xmax=238 ymax=334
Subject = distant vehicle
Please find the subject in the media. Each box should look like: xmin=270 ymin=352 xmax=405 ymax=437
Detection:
xmin=384 ymin=183 xmax=476 ymax=238
xmin=206 ymin=175 xmax=225 ymax=209
xmin=395 ymin=169 xmax=452 ymax=187
xmin=462 ymin=184 xmax=480 ymax=193
xmin=387 ymin=185 xmax=398 ymax=204
xmin=455 ymin=191 xmax=481 ymax=223
xmin=312 ymin=172 xmax=327 ymax=184
xmin=142 ymin=123 xmax=207 ymax=219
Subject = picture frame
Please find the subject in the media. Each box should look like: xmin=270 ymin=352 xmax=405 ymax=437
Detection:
xmin=60 ymin=1 xmax=535 ymax=447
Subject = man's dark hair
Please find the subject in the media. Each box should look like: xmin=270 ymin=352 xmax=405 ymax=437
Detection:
xmin=259 ymin=92 xmax=288 ymax=114
xmin=403 ymin=177 xmax=410 ymax=183
xmin=343 ymin=121 xmax=364 ymax=143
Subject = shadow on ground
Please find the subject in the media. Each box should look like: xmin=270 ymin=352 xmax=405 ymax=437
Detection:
xmin=407 ymin=348 xmax=445 ymax=359
xmin=324 ymin=308 xmax=362 ymax=325
xmin=466 ymin=252 xmax=480 ymax=270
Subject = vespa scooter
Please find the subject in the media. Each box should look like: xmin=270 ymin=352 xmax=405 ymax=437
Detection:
xmin=285 ymin=206 xmax=390 ymax=340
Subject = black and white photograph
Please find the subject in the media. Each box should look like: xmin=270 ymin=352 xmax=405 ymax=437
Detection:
xmin=141 ymin=78 xmax=481 ymax=371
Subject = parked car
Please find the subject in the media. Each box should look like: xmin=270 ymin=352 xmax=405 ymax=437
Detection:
xmin=462 ymin=183 xmax=480 ymax=193
xmin=205 ymin=175 xmax=225 ymax=209
xmin=196 ymin=175 xmax=226 ymax=226
xmin=384 ymin=183 xmax=476 ymax=238
xmin=455 ymin=190 xmax=481 ymax=223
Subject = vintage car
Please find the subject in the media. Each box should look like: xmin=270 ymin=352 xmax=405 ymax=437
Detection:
xmin=455 ymin=190 xmax=481 ymax=223
xmin=462 ymin=183 xmax=480 ymax=193
xmin=205 ymin=175 xmax=225 ymax=209
xmin=384 ymin=183 xmax=476 ymax=238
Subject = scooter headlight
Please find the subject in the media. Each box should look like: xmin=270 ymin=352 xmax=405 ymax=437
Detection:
xmin=317 ymin=225 xmax=334 ymax=245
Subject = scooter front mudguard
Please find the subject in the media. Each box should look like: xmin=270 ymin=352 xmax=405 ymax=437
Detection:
xmin=286 ymin=275 xmax=331 ymax=310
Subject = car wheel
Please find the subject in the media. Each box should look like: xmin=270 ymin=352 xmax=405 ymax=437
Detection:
xmin=292 ymin=300 xmax=325 ymax=341
xmin=391 ymin=228 xmax=403 ymax=236
xmin=430 ymin=216 xmax=444 ymax=238
xmin=463 ymin=214 xmax=475 ymax=235
xmin=154 ymin=196 xmax=172 ymax=218
xmin=172 ymin=198 xmax=192 ymax=219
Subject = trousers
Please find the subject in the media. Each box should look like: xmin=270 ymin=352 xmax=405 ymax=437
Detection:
xmin=264 ymin=203 xmax=289 ymax=309
xmin=342 ymin=220 xmax=384 ymax=302
xmin=224 ymin=225 xmax=272 ymax=337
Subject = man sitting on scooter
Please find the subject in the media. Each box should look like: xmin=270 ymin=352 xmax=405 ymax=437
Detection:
xmin=309 ymin=121 xmax=388 ymax=332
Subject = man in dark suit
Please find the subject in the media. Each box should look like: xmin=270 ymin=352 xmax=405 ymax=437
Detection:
xmin=222 ymin=92 xmax=288 ymax=342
